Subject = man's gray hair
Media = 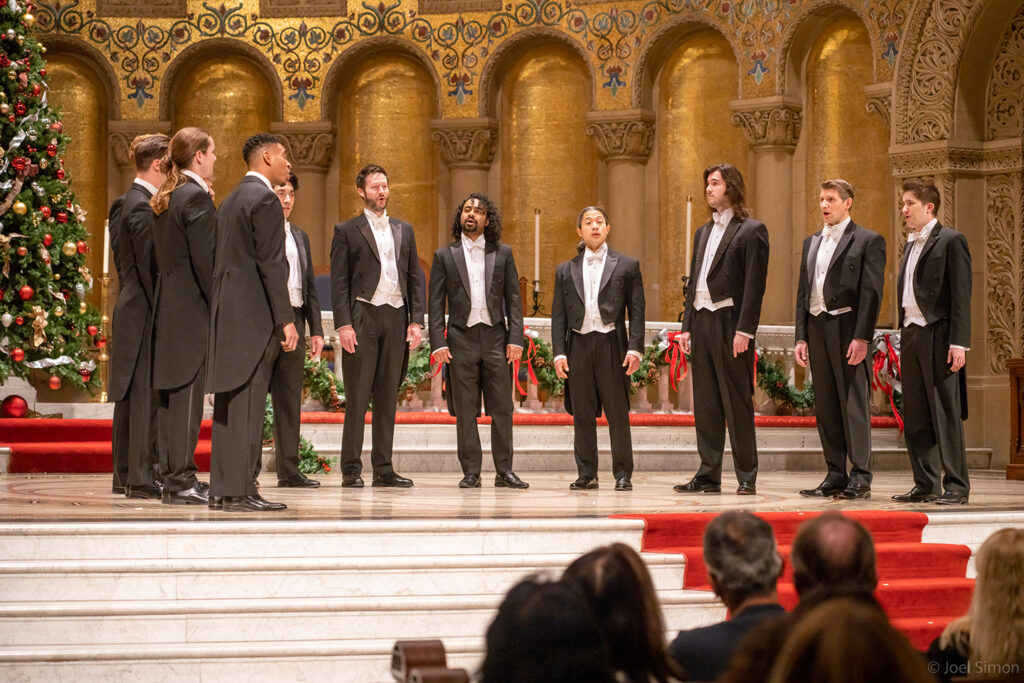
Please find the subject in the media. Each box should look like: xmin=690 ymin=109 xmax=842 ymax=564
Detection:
xmin=703 ymin=511 xmax=783 ymax=599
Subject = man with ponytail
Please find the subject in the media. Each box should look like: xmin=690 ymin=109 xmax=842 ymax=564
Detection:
xmin=150 ymin=127 xmax=217 ymax=506
xmin=206 ymin=133 xmax=297 ymax=512
xmin=108 ymin=133 xmax=168 ymax=499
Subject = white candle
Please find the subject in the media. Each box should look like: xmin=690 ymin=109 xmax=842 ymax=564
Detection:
xmin=534 ymin=209 xmax=540 ymax=290
xmin=685 ymin=196 xmax=692 ymax=276
xmin=102 ymin=218 xmax=110 ymax=275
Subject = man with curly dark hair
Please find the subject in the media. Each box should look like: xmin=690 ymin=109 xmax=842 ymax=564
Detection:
xmin=428 ymin=193 xmax=528 ymax=489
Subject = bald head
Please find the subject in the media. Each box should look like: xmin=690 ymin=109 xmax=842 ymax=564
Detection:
xmin=790 ymin=512 xmax=877 ymax=597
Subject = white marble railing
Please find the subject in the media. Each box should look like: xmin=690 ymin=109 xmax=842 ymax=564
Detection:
xmin=311 ymin=314 xmax=898 ymax=415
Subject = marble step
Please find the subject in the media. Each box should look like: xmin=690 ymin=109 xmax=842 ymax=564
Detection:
xmin=0 ymin=518 xmax=647 ymax=562
xmin=0 ymin=588 xmax=722 ymax=647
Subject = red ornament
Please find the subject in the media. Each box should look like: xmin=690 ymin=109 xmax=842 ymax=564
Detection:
xmin=18 ymin=284 xmax=33 ymax=300
xmin=16 ymin=245 xmax=26 ymax=256
xmin=49 ymin=121 xmax=61 ymax=133
xmin=31 ymin=83 xmax=40 ymax=96
xmin=76 ymin=240 xmax=87 ymax=254
xmin=8 ymin=115 xmax=15 ymax=123
xmin=39 ymin=69 xmax=45 ymax=77
xmin=79 ymin=369 xmax=90 ymax=382
xmin=86 ymin=324 xmax=98 ymax=336
xmin=95 ymin=337 xmax=107 ymax=349
xmin=55 ymin=169 xmax=65 ymax=180
xmin=10 ymin=347 xmax=25 ymax=362
xmin=0 ymin=55 xmax=10 ymax=68
xmin=14 ymin=102 xmax=26 ymax=115
xmin=0 ymin=394 xmax=28 ymax=418
xmin=40 ymin=206 xmax=50 ymax=218
xmin=15 ymin=316 xmax=23 ymax=325
xmin=10 ymin=156 xmax=26 ymax=171
xmin=47 ymin=375 xmax=61 ymax=391
xmin=42 ymin=232 xmax=52 ymax=245
xmin=46 ymin=143 xmax=56 ymax=157
xmin=56 ymin=212 xmax=67 ymax=224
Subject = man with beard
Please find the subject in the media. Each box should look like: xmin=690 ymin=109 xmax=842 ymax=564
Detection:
xmin=552 ymin=206 xmax=645 ymax=491
xmin=674 ymin=163 xmax=769 ymax=496
xmin=330 ymin=164 xmax=424 ymax=488
xmin=429 ymin=193 xmax=528 ymax=489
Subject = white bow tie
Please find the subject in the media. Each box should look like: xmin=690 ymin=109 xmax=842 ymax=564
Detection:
xmin=823 ymin=225 xmax=844 ymax=242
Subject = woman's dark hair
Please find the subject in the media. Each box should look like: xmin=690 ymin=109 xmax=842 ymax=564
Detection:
xmin=450 ymin=192 xmax=502 ymax=245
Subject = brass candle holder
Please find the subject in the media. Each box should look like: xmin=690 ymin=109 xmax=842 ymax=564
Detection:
xmin=98 ymin=272 xmax=110 ymax=403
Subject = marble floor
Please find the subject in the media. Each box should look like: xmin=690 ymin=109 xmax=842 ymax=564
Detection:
xmin=0 ymin=470 xmax=1022 ymax=522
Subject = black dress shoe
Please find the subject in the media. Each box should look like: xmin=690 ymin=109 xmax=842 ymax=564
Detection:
xmin=278 ymin=475 xmax=320 ymax=488
xmin=194 ymin=481 xmax=211 ymax=495
xmin=799 ymin=479 xmax=849 ymax=498
xmin=341 ymin=474 xmax=365 ymax=488
xmin=614 ymin=477 xmax=633 ymax=491
xmin=495 ymin=472 xmax=529 ymax=489
xmin=162 ymin=486 xmax=209 ymax=506
xmin=673 ymin=478 xmax=721 ymax=493
xmin=570 ymin=476 xmax=598 ymax=490
xmin=935 ymin=491 xmax=969 ymax=505
xmin=112 ymin=485 xmax=127 ymax=495
xmin=835 ymin=482 xmax=871 ymax=499
xmin=372 ymin=472 xmax=414 ymax=488
xmin=736 ymin=481 xmax=757 ymax=495
xmin=208 ymin=496 xmax=224 ymax=510
xmin=221 ymin=494 xmax=287 ymax=511
xmin=126 ymin=482 xmax=163 ymax=499
xmin=459 ymin=473 xmax=481 ymax=488
xmin=892 ymin=486 xmax=938 ymax=503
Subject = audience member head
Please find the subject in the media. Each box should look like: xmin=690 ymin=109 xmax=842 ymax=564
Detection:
xmin=562 ymin=544 xmax=679 ymax=683
xmin=768 ymin=598 xmax=934 ymax=683
xmin=480 ymin=577 xmax=614 ymax=683
xmin=703 ymin=511 xmax=783 ymax=612
xmin=940 ymin=527 xmax=1024 ymax=670
xmin=151 ymin=127 xmax=214 ymax=215
xmin=790 ymin=512 xmax=877 ymax=598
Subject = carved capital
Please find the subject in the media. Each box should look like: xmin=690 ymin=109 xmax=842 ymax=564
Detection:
xmin=430 ymin=118 xmax=498 ymax=168
xmin=864 ymin=82 xmax=893 ymax=129
xmin=584 ymin=110 xmax=655 ymax=161
xmin=108 ymin=120 xmax=172 ymax=172
xmin=271 ymin=122 xmax=334 ymax=169
xmin=730 ymin=98 xmax=802 ymax=148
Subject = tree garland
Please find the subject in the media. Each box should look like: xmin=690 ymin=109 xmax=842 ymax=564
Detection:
xmin=261 ymin=396 xmax=335 ymax=475
xmin=399 ymin=345 xmax=432 ymax=402
xmin=303 ymin=356 xmax=343 ymax=410
xmin=519 ymin=330 xmax=564 ymax=398
xmin=755 ymin=350 xmax=815 ymax=412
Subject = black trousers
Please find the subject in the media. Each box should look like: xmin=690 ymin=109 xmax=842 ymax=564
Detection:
xmin=448 ymin=323 xmax=514 ymax=476
xmin=567 ymin=331 xmax=633 ymax=480
xmin=340 ymin=301 xmax=406 ymax=477
xmin=112 ymin=324 xmax=160 ymax=488
xmin=807 ymin=312 xmax=872 ymax=486
xmin=691 ymin=307 xmax=758 ymax=485
xmin=157 ymin=363 xmax=204 ymax=493
xmin=901 ymin=322 xmax=969 ymax=495
xmin=211 ymin=330 xmax=281 ymax=498
xmin=257 ymin=307 xmax=306 ymax=482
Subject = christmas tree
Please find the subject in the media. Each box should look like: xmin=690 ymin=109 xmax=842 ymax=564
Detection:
xmin=0 ymin=1 xmax=101 ymax=392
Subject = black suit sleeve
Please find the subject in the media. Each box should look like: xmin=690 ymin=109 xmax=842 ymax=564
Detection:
xmin=504 ymin=248 xmax=524 ymax=346
xmin=251 ymin=193 xmax=292 ymax=328
xmin=854 ymin=231 xmax=886 ymax=342
xmin=299 ymin=230 xmax=323 ymax=337
xmin=736 ymin=221 xmax=770 ymax=336
xmin=184 ymin=190 xmax=216 ymax=302
xmin=428 ymin=249 xmax=448 ymax=352
xmin=405 ymin=225 xmax=425 ymax=327
xmin=627 ymin=259 xmax=646 ymax=354
xmin=948 ymin=232 xmax=972 ymax=348
xmin=794 ymin=239 xmax=811 ymax=344
xmin=329 ymin=223 xmax=353 ymax=329
xmin=127 ymin=203 xmax=158 ymax=306
xmin=551 ymin=265 xmax=568 ymax=358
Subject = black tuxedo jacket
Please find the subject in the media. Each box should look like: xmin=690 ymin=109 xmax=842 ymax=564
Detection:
xmin=208 ymin=175 xmax=293 ymax=393
xmin=680 ymin=215 xmax=770 ymax=336
xmin=795 ymin=220 xmax=886 ymax=343
xmin=551 ymin=247 xmax=645 ymax=415
xmin=897 ymin=222 xmax=972 ymax=348
xmin=428 ymin=239 xmax=524 ymax=350
xmin=151 ymin=176 xmax=216 ymax=390
xmin=329 ymin=213 xmax=425 ymax=329
xmin=290 ymin=224 xmax=324 ymax=338
xmin=109 ymin=182 xmax=157 ymax=401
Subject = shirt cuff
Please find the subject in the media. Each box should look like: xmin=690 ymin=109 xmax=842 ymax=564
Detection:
xmin=431 ymin=346 xmax=448 ymax=356
xmin=507 ymin=344 xmax=523 ymax=352
xmin=554 ymin=354 xmax=566 ymax=363
xmin=627 ymin=350 xmax=642 ymax=360
xmin=736 ymin=331 xmax=755 ymax=340
xmin=949 ymin=345 xmax=969 ymax=351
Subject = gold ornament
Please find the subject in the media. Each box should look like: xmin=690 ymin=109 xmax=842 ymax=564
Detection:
xmin=12 ymin=200 xmax=26 ymax=215
xmin=62 ymin=241 xmax=76 ymax=256
xmin=23 ymin=14 xmax=35 ymax=27
xmin=0 ymin=103 xmax=9 ymax=115
xmin=7 ymin=71 xmax=16 ymax=82
xmin=16 ymin=35 xmax=23 ymax=46
xmin=40 ymin=46 xmax=45 ymax=54
xmin=53 ymin=273 xmax=60 ymax=280
xmin=38 ymin=159 xmax=47 ymax=169
xmin=79 ymin=301 xmax=87 ymax=314
xmin=53 ymin=305 xmax=63 ymax=317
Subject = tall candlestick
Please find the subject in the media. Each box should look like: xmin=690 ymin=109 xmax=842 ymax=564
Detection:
xmin=533 ymin=209 xmax=540 ymax=291
xmin=102 ymin=218 xmax=110 ymax=276
xmin=685 ymin=196 xmax=692 ymax=276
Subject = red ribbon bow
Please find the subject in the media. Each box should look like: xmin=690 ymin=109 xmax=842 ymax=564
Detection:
xmin=515 ymin=329 xmax=541 ymax=396
xmin=663 ymin=331 xmax=689 ymax=390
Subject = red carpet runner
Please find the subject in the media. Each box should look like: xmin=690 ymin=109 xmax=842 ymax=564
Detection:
xmin=1 ymin=414 xmax=898 ymax=473
xmin=614 ymin=511 xmax=973 ymax=650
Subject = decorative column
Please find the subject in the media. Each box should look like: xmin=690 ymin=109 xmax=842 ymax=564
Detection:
xmin=584 ymin=110 xmax=655 ymax=261
xmin=272 ymin=121 xmax=334 ymax=259
xmin=108 ymin=120 xmax=172 ymax=189
xmin=431 ymin=117 xmax=498 ymax=233
xmin=731 ymin=97 xmax=802 ymax=325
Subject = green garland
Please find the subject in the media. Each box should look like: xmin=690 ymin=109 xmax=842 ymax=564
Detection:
xmin=399 ymin=346 xmax=433 ymax=402
xmin=521 ymin=333 xmax=565 ymax=399
xmin=261 ymin=396 xmax=336 ymax=475
xmin=755 ymin=351 xmax=814 ymax=412
xmin=303 ymin=357 xmax=344 ymax=410
xmin=628 ymin=341 xmax=664 ymax=395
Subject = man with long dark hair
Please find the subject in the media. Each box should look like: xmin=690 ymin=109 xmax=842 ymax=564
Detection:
xmin=674 ymin=163 xmax=769 ymax=496
xmin=429 ymin=193 xmax=527 ymax=488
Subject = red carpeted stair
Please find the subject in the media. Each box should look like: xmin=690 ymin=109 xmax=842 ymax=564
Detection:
xmin=614 ymin=511 xmax=973 ymax=650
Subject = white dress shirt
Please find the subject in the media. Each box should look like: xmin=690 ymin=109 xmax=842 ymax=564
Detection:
xmin=359 ymin=208 xmax=404 ymax=309
xmin=133 ymin=177 xmax=159 ymax=196
xmin=694 ymin=208 xmax=734 ymax=311
xmin=902 ymin=218 xmax=937 ymax=328
xmin=809 ymin=216 xmax=853 ymax=317
xmin=284 ymin=222 xmax=303 ymax=308
xmin=463 ymin=233 xmax=492 ymax=327
xmin=182 ymin=169 xmax=211 ymax=195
